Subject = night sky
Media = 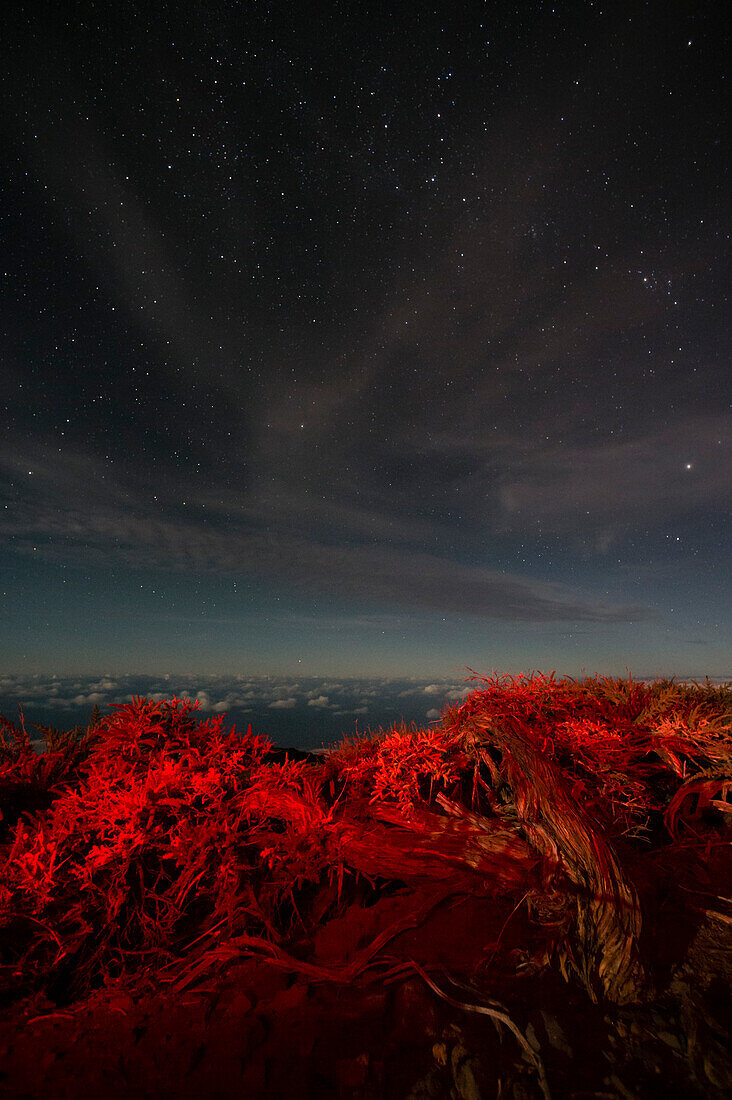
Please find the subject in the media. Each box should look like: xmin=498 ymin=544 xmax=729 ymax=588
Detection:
xmin=1 ymin=1 xmax=729 ymax=741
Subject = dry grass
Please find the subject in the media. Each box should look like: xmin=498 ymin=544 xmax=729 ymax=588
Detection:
xmin=0 ymin=671 xmax=730 ymax=1016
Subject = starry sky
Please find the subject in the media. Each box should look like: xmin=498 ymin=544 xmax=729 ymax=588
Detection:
xmin=1 ymin=1 xmax=729 ymax=737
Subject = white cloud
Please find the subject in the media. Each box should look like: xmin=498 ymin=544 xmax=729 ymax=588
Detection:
xmin=307 ymin=695 xmax=330 ymax=708
xmin=446 ymin=687 xmax=472 ymax=701
xmin=269 ymin=698 xmax=297 ymax=709
xmin=23 ymin=683 xmax=61 ymax=698
xmin=70 ymin=691 xmax=107 ymax=706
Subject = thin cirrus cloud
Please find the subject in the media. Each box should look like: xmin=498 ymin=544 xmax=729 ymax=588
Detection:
xmin=1 ymin=440 xmax=658 ymax=626
xmin=409 ymin=412 xmax=729 ymax=550
xmin=494 ymin=413 xmax=730 ymax=548
xmin=23 ymin=107 xmax=245 ymax=398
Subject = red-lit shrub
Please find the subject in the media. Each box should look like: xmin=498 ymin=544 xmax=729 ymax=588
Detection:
xmin=0 ymin=674 xmax=729 ymax=1015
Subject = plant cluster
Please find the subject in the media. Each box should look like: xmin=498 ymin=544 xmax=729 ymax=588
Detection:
xmin=0 ymin=673 xmax=729 ymax=1015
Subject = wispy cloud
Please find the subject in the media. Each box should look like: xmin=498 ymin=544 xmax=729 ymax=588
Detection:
xmin=0 ymin=441 xmax=658 ymax=624
xmin=494 ymin=414 xmax=731 ymax=551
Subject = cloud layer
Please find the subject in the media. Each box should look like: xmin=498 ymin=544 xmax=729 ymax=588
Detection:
xmin=2 ymin=671 xmax=728 ymax=754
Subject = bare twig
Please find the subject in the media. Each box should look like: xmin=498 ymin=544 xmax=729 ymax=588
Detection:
xmin=407 ymin=957 xmax=552 ymax=1100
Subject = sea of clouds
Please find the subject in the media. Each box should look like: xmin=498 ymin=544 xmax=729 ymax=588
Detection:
xmin=0 ymin=673 xmax=482 ymax=752
xmin=2 ymin=672 xmax=727 ymax=754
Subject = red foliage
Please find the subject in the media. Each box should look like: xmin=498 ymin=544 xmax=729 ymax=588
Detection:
xmin=0 ymin=673 xmax=729 ymax=1018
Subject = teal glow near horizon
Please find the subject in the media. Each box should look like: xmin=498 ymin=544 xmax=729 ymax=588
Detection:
xmin=1 ymin=4 xmax=728 ymax=687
